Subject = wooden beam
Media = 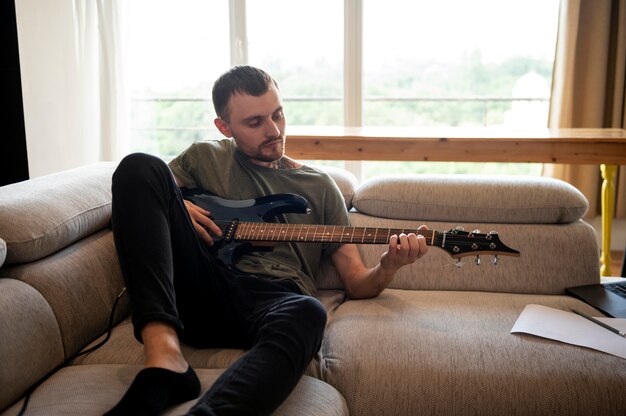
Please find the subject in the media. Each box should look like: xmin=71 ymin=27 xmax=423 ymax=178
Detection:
xmin=286 ymin=127 xmax=626 ymax=165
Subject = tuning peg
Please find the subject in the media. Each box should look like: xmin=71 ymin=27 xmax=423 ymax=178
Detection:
xmin=455 ymin=260 xmax=464 ymax=268
xmin=492 ymin=255 xmax=499 ymax=266
xmin=475 ymin=255 xmax=481 ymax=266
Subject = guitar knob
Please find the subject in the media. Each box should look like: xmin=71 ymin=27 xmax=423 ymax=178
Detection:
xmin=455 ymin=226 xmax=465 ymax=232
xmin=475 ymin=255 xmax=481 ymax=266
xmin=455 ymin=260 xmax=464 ymax=268
xmin=492 ymin=255 xmax=499 ymax=266
xmin=472 ymin=229 xmax=481 ymax=234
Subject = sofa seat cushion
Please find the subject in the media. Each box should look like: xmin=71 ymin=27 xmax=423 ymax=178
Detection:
xmin=322 ymin=289 xmax=626 ymax=416
xmin=352 ymin=174 xmax=588 ymax=224
xmin=0 ymin=162 xmax=116 ymax=264
xmin=72 ymin=290 xmax=347 ymax=381
xmin=1 ymin=365 xmax=348 ymax=416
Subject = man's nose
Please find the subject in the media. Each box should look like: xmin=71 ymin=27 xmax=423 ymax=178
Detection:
xmin=266 ymin=119 xmax=280 ymax=137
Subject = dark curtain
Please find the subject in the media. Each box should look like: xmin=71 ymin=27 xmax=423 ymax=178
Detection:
xmin=1 ymin=0 xmax=29 ymax=186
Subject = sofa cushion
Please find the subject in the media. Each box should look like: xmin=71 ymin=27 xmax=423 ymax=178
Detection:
xmin=316 ymin=213 xmax=600 ymax=294
xmin=0 ymin=230 xmax=127 ymax=359
xmin=352 ymin=174 xmax=588 ymax=223
xmin=0 ymin=279 xmax=65 ymax=412
xmin=71 ymin=290 xmax=347 ymax=381
xmin=0 ymin=162 xmax=116 ymax=264
xmin=315 ymin=165 xmax=359 ymax=210
xmin=356 ymin=214 xmax=599 ymax=294
xmin=1 ymin=365 xmax=349 ymax=416
xmin=322 ymin=289 xmax=626 ymax=416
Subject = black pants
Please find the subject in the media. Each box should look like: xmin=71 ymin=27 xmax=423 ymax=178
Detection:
xmin=111 ymin=153 xmax=327 ymax=415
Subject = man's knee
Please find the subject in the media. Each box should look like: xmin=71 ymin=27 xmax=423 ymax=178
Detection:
xmin=112 ymin=153 xmax=173 ymax=195
xmin=114 ymin=153 xmax=167 ymax=181
xmin=292 ymin=296 xmax=328 ymax=338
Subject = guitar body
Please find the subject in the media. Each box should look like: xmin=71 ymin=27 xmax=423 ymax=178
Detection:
xmin=181 ymin=188 xmax=311 ymax=267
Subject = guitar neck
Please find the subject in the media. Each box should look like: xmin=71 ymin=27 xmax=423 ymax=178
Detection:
xmin=233 ymin=222 xmax=435 ymax=245
xmin=223 ymin=220 xmax=520 ymax=258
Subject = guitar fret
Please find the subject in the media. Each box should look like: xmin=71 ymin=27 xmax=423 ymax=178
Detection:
xmin=346 ymin=227 xmax=353 ymax=242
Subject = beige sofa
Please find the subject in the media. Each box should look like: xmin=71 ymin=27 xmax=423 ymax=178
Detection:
xmin=1 ymin=161 xmax=624 ymax=416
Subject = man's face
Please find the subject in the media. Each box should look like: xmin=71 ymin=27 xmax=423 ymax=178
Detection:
xmin=215 ymin=85 xmax=286 ymax=166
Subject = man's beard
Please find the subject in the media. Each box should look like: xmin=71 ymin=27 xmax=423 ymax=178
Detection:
xmin=239 ymin=135 xmax=285 ymax=163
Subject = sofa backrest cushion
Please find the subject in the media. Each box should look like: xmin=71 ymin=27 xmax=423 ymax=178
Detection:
xmin=0 ymin=162 xmax=116 ymax=264
xmin=314 ymin=165 xmax=359 ymax=210
xmin=352 ymin=174 xmax=588 ymax=224
xmin=316 ymin=214 xmax=600 ymax=294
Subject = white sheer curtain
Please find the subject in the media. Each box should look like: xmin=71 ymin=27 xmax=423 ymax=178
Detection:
xmin=15 ymin=0 xmax=128 ymax=177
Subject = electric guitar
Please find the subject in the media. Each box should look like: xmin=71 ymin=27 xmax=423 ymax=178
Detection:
xmin=182 ymin=189 xmax=520 ymax=268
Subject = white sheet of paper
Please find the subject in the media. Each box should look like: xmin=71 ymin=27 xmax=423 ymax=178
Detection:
xmin=511 ymin=304 xmax=626 ymax=359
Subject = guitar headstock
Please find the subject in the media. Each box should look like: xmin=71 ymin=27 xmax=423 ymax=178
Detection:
xmin=436 ymin=228 xmax=520 ymax=260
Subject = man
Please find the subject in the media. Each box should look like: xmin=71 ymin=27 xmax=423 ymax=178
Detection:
xmin=107 ymin=65 xmax=428 ymax=416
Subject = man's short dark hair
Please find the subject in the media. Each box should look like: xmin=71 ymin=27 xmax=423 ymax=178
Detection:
xmin=212 ymin=66 xmax=279 ymax=121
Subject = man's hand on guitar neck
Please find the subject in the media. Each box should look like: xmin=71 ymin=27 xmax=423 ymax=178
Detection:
xmin=331 ymin=226 xmax=429 ymax=300
xmin=380 ymin=226 xmax=429 ymax=273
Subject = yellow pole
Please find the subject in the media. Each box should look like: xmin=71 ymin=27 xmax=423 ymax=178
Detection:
xmin=600 ymin=164 xmax=617 ymax=276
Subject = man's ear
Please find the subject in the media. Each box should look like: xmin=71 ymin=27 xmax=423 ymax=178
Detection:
xmin=214 ymin=118 xmax=232 ymax=138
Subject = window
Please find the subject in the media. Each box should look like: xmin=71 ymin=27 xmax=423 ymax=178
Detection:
xmin=247 ymin=0 xmax=343 ymax=126
xmin=128 ymin=0 xmax=560 ymax=176
xmin=360 ymin=0 xmax=559 ymax=177
xmin=128 ymin=0 xmax=229 ymax=157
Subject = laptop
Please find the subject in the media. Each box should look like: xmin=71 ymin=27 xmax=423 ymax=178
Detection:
xmin=566 ymin=280 xmax=626 ymax=318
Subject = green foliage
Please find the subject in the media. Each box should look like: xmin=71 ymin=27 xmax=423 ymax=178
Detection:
xmin=130 ymin=53 xmax=552 ymax=178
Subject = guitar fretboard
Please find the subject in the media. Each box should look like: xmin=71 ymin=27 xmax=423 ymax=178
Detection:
xmin=233 ymin=222 xmax=436 ymax=245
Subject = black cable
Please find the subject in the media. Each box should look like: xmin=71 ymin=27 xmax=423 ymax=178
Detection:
xmin=16 ymin=287 xmax=127 ymax=416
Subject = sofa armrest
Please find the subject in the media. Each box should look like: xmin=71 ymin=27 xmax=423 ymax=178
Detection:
xmin=0 ymin=162 xmax=116 ymax=264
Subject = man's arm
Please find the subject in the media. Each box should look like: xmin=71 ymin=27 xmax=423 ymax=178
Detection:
xmin=330 ymin=228 xmax=428 ymax=299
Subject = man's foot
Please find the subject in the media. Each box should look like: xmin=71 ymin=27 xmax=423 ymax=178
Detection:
xmin=105 ymin=366 xmax=201 ymax=416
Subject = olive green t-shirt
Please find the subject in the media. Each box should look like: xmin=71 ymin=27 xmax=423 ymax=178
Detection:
xmin=168 ymin=139 xmax=350 ymax=295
